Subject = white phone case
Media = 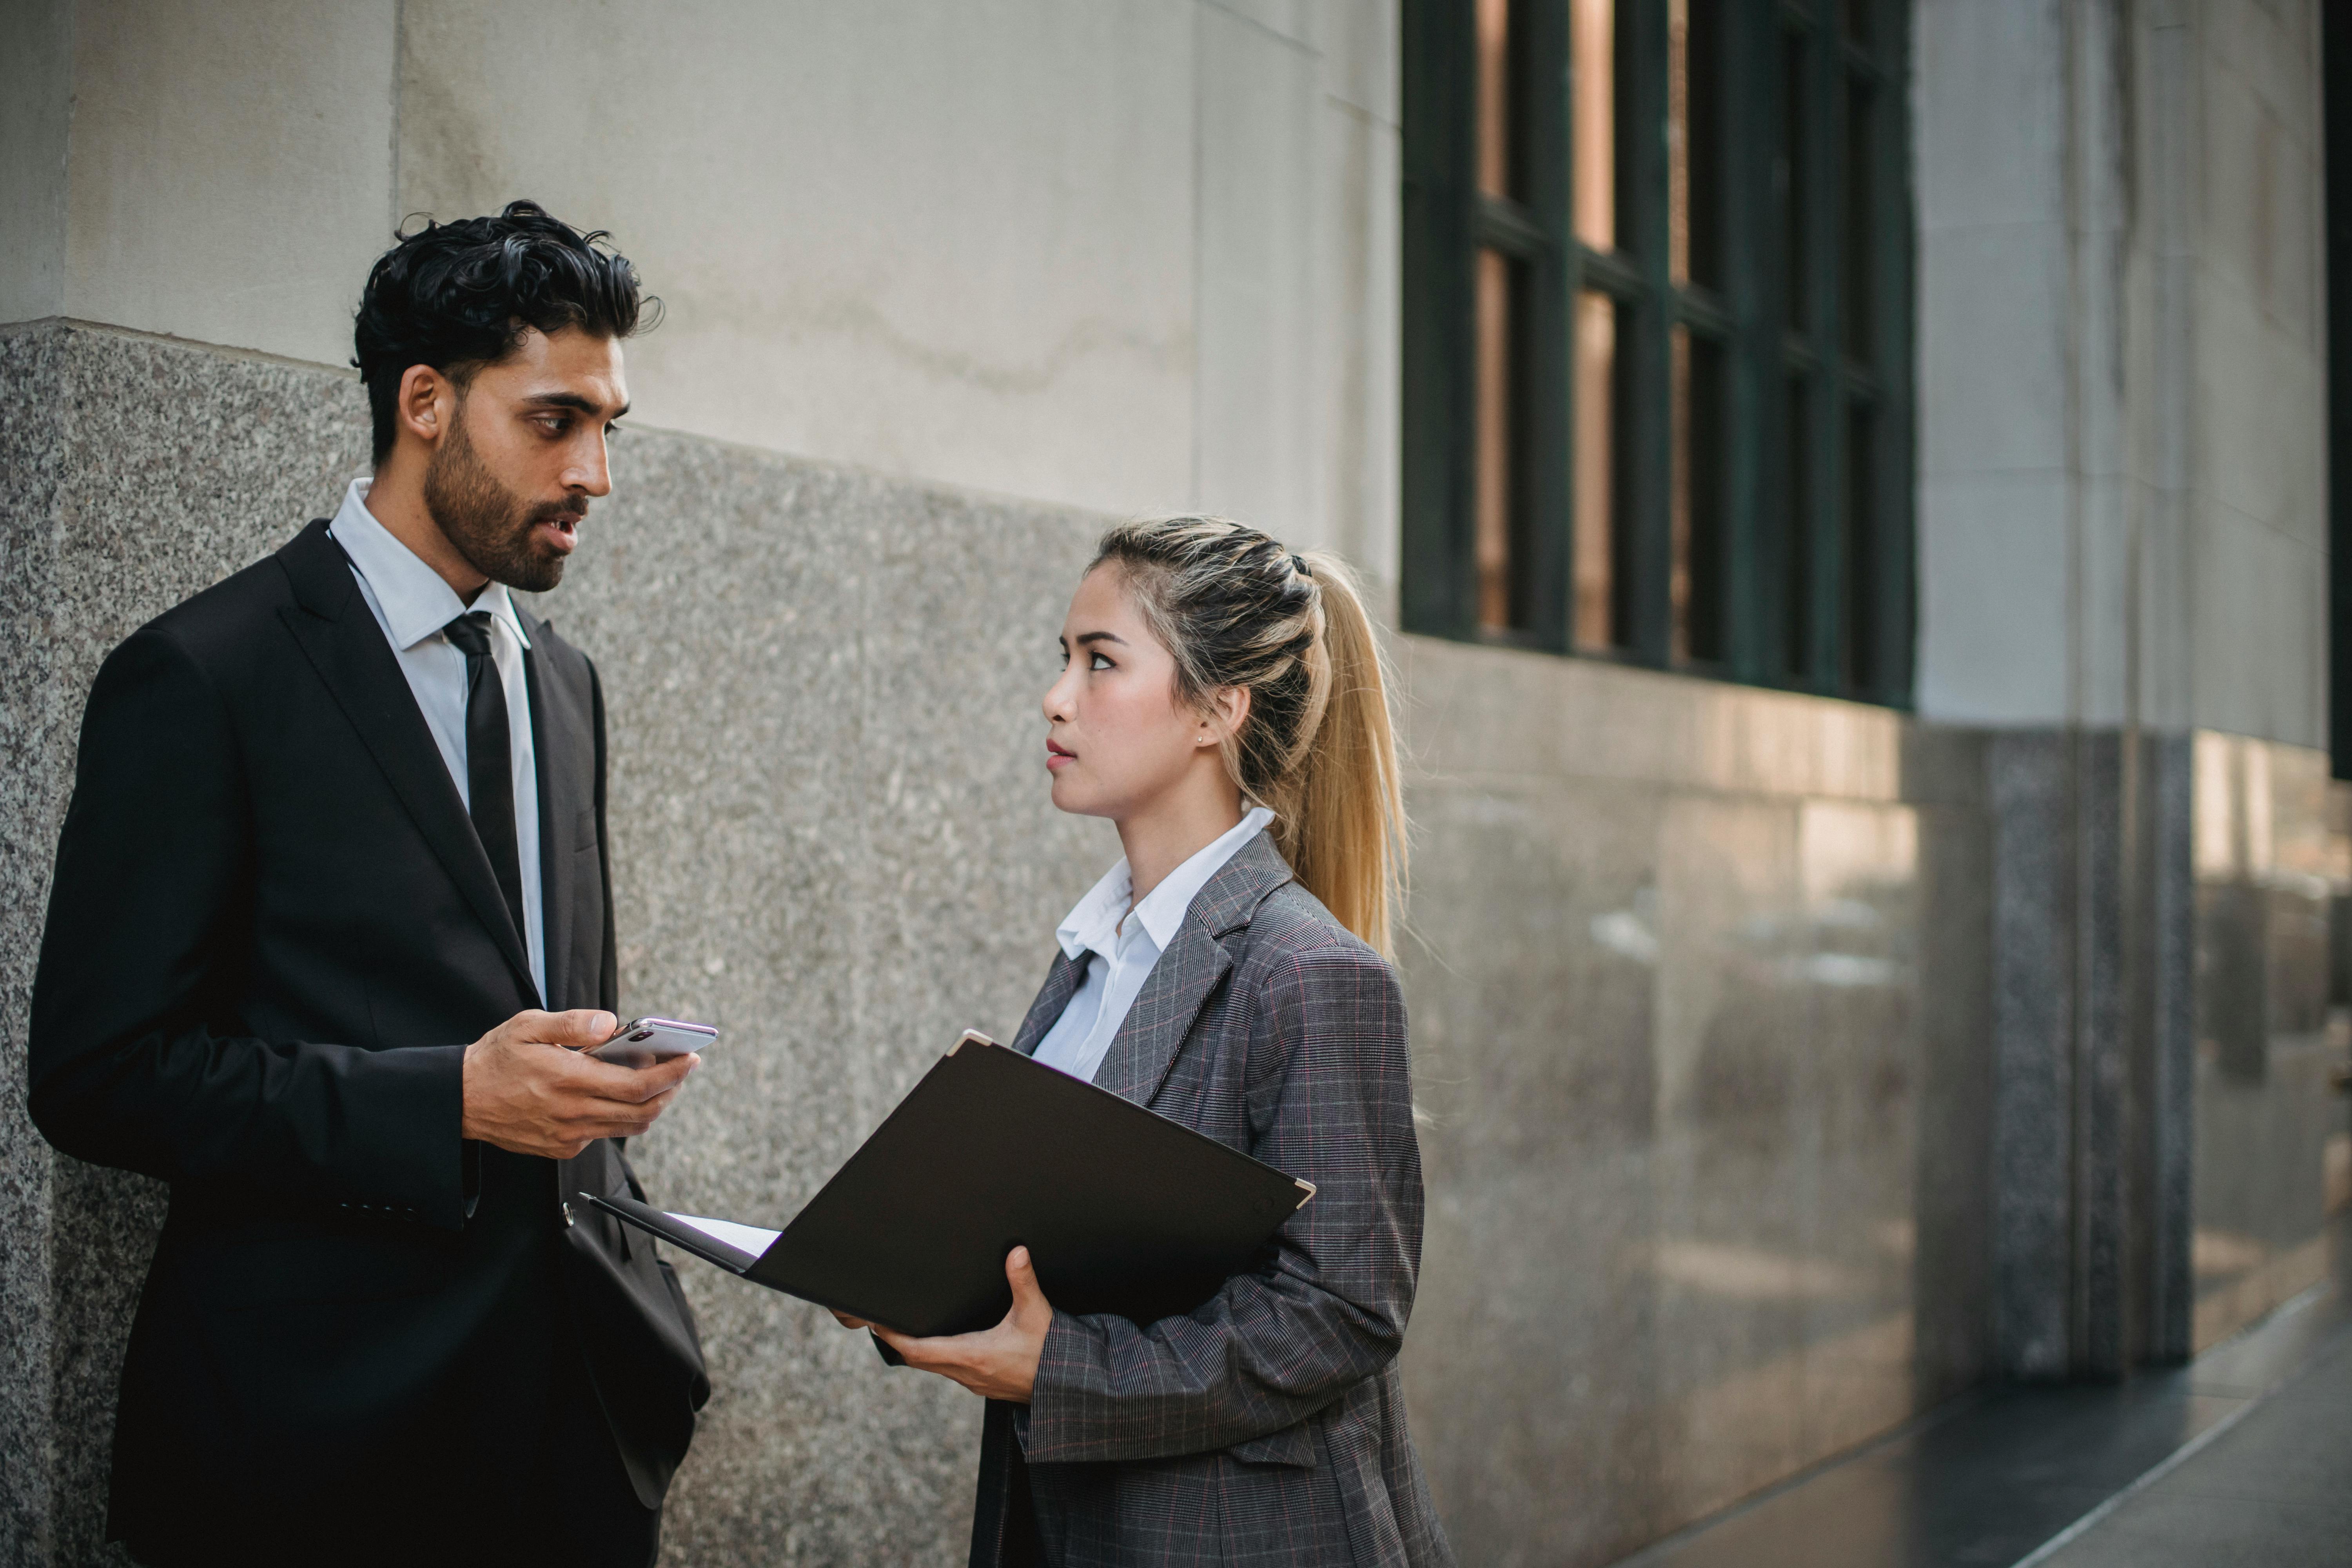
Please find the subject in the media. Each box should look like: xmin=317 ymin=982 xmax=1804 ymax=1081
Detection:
xmin=590 ymin=1016 xmax=719 ymax=1068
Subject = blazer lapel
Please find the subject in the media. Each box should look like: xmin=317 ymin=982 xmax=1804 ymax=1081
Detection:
xmin=275 ymin=519 xmax=538 ymax=1000
xmin=521 ymin=622 xmax=593 ymax=1011
xmin=1009 ymin=950 xmax=1086 ymax=1057
xmin=1091 ymin=833 xmax=1296 ymax=1108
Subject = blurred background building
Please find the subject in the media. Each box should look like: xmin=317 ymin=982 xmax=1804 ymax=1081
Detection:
xmin=0 ymin=1 xmax=2341 ymax=1564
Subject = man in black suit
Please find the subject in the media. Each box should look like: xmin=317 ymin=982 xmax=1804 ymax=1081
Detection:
xmin=29 ymin=201 xmax=709 ymax=1567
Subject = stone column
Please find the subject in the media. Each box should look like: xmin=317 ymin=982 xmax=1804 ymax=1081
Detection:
xmin=1915 ymin=0 xmax=2204 ymax=1379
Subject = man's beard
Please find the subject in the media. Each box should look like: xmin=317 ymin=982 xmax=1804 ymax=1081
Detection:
xmin=423 ymin=412 xmax=583 ymax=594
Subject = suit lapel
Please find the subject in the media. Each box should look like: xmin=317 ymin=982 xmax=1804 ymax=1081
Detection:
xmin=522 ymin=622 xmax=593 ymax=1011
xmin=1091 ymin=833 xmax=1295 ymax=1107
xmin=275 ymin=519 xmax=538 ymax=1000
xmin=1009 ymin=950 xmax=1087 ymax=1057
xmin=1093 ymin=923 xmax=1233 ymax=1107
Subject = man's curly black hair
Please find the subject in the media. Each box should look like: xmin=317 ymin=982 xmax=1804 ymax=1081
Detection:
xmin=352 ymin=200 xmax=652 ymax=465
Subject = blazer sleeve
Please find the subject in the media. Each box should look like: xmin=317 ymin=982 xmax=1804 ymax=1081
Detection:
xmin=27 ymin=629 xmax=468 ymax=1224
xmin=1017 ymin=937 xmax=1425 ymax=1465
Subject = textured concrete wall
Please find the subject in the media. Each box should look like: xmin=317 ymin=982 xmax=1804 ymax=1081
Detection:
xmin=21 ymin=0 xmax=398 ymax=363
xmin=0 ymin=0 xmax=73 ymax=326
xmin=3 ymin=322 xmax=2007 ymax=1565
xmin=2 ymin=0 xmax=1403 ymax=572
xmin=395 ymin=0 xmax=1401 ymax=564
xmin=2185 ymin=0 xmax=2329 ymax=746
xmin=1912 ymin=0 xmax=2327 ymax=748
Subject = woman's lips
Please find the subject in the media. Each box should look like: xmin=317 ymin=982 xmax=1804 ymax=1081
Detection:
xmin=1045 ymin=739 xmax=1075 ymax=772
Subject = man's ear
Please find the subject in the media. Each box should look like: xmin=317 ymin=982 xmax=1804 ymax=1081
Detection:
xmin=395 ymin=364 xmax=454 ymax=451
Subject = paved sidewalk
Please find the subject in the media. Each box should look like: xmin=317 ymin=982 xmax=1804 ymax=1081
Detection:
xmin=1614 ymin=1252 xmax=2352 ymax=1568
xmin=2032 ymin=1312 xmax=2352 ymax=1567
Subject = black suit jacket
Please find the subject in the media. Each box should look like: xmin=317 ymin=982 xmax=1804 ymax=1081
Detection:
xmin=28 ymin=520 xmax=708 ymax=1561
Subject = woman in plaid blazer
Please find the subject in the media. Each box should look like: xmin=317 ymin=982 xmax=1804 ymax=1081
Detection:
xmin=845 ymin=518 xmax=1456 ymax=1567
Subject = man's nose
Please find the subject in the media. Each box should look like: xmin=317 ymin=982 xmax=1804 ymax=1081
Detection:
xmin=569 ymin=434 xmax=613 ymax=497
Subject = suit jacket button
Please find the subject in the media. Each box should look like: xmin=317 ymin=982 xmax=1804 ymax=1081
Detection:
xmin=562 ymin=1201 xmax=575 ymax=1228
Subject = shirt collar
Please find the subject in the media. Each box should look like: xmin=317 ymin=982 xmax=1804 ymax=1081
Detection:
xmin=327 ymin=477 xmax=532 ymax=652
xmin=1054 ymin=859 xmax=1134 ymax=962
xmin=1053 ymin=806 xmax=1276 ymax=961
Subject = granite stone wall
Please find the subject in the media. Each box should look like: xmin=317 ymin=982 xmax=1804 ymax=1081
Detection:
xmin=1388 ymin=648 xmax=1999 ymax=1564
xmin=0 ymin=321 xmax=1112 ymax=1564
xmin=1982 ymin=731 xmax=2202 ymax=1381
xmin=1 ymin=323 xmax=381 ymax=1566
xmin=4 ymin=321 xmax=2014 ymax=1566
xmin=2187 ymin=734 xmax=2352 ymax=1352
xmin=537 ymin=381 xmax=1116 ymax=1564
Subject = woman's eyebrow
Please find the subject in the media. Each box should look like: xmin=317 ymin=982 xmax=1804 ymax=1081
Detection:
xmin=1073 ymin=631 xmax=1128 ymax=647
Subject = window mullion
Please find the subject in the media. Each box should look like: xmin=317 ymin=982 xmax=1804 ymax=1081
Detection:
xmin=1577 ymin=245 xmax=1644 ymax=298
xmin=1399 ymin=0 xmax=1481 ymax=641
xmin=1621 ymin=0 xmax=1676 ymax=669
xmin=1803 ymin=14 xmax=1842 ymax=691
xmin=1719 ymin=0 xmax=1775 ymax=685
xmin=1868 ymin=0 xmax=1916 ymax=703
xmin=1512 ymin=0 xmax=1573 ymax=651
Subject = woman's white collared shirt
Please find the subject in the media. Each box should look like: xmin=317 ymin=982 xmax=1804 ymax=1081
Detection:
xmin=1032 ymin=806 xmax=1277 ymax=1085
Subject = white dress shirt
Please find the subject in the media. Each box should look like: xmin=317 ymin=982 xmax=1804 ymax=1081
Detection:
xmin=1033 ymin=806 xmax=1276 ymax=1085
xmin=328 ymin=478 xmax=546 ymax=1002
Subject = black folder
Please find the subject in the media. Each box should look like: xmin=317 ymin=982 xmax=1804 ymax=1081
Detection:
xmin=584 ymin=1031 xmax=1316 ymax=1337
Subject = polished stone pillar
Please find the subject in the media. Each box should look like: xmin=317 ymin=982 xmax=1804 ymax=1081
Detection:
xmin=1987 ymin=730 xmax=2194 ymax=1380
xmin=1915 ymin=0 xmax=2252 ymax=1381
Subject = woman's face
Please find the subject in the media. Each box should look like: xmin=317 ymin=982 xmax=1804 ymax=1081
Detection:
xmin=1041 ymin=566 xmax=1215 ymax=822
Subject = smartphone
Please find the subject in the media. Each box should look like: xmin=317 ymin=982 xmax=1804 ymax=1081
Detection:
xmin=588 ymin=1016 xmax=718 ymax=1069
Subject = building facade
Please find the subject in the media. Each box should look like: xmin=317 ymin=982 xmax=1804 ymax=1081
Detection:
xmin=0 ymin=2 xmax=2336 ymax=1564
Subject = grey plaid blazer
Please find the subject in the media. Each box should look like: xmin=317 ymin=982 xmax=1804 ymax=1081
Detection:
xmin=966 ymin=833 xmax=1455 ymax=1568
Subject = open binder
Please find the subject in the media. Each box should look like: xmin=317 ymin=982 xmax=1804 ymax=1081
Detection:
xmin=584 ymin=1031 xmax=1315 ymax=1338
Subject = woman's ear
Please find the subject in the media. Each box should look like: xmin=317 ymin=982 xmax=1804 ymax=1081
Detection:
xmin=1198 ymin=685 xmax=1250 ymax=747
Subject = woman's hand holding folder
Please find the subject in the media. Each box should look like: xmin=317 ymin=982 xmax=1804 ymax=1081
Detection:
xmin=833 ymin=1246 xmax=1053 ymax=1403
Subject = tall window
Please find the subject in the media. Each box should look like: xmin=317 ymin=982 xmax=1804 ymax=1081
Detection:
xmin=1403 ymin=0 xmax=1913 ymax=703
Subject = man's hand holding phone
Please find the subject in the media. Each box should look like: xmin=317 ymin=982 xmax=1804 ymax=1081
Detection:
xmin=461 ymin=1009 xmax=700 ymax=1160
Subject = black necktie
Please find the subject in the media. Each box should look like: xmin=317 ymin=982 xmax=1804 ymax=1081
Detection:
xmin=441 ymin=611 xmax=528 ymax=946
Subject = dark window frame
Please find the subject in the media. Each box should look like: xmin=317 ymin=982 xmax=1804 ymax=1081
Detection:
xmin=2327 ymin=3 xmax=2352 ymax=780
xmin=1403 ymin=0 xmax=1916 ymax=706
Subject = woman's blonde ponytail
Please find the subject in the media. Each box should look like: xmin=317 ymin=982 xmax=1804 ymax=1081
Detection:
xmin=1270 ymin=552 xmax=1404 ymax=956
xmin=1088 ymin=519 xmax=1407 ymax=957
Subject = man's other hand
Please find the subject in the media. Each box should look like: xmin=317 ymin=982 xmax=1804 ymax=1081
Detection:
xmin=460 ymin=1009 xmax=699 ymax=1159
